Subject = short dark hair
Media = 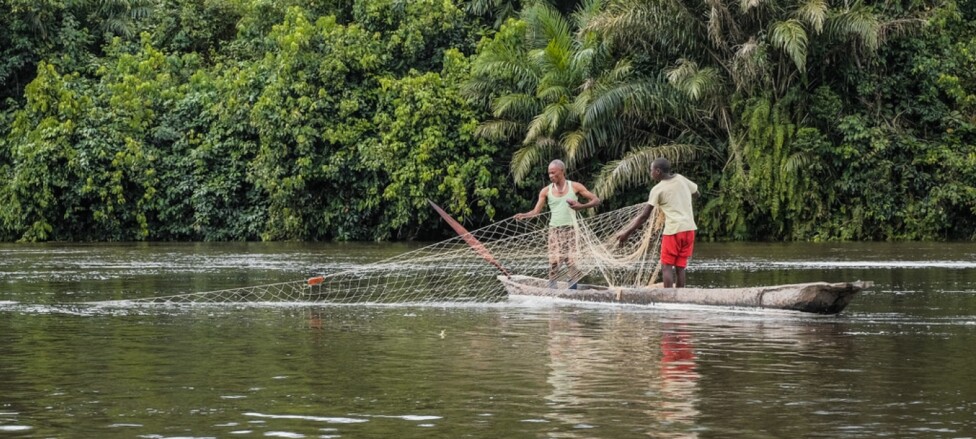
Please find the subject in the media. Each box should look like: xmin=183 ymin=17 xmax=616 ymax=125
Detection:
xmin=652 ymin=157 xmax=671 ymax=174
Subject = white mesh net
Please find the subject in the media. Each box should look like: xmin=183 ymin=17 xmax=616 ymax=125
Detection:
xmin=103 ymin=203 xmax=664 ymax=305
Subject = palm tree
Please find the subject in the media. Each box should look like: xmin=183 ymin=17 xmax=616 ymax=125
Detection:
xmin=466 ymin=0 xmax=524 ymax=27
xmin=466 ymin=0 xmax=585 ymax=28
xmin=80 ymin=0 xmax=155 ymax=39
xmin=467 ymin=0 xmax=657 ymax=184
xmin=580 ymin=0 xmax=922 ymax=236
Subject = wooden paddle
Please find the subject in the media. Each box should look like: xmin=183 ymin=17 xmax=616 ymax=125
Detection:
xmin=427 ymin=199 xmax=512 ymax=278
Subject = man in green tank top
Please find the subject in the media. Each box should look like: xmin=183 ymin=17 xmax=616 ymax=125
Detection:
xmin=515 ymin=160 xmax=601 ymax=289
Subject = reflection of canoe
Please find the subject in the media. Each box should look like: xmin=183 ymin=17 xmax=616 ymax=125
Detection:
xmin=498 ymin=275 xmax=871 ymax=315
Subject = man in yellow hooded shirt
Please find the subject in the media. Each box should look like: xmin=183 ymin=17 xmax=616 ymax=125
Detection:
xmin=616 ymin=157 xmax=699 ymax=288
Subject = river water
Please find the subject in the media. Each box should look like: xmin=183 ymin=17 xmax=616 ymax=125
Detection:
xmin=1 ymin=242 xmax=975 ymax=438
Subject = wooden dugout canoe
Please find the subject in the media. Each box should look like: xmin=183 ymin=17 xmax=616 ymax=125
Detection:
xmin=497 ymin=275 xmax=871 ymax=315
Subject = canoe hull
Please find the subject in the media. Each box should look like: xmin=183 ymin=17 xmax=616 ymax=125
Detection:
xmin=498 ymin=275 xmax=869 ymax=315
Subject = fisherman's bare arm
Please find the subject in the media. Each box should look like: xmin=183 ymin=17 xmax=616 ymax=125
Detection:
xmin=566 ymin=183 xmax=602 ymax=211
xmin=514 ymin=187 xmax=549 ymax=220
xmin=616 ymin=204 xmax=654 ymax=245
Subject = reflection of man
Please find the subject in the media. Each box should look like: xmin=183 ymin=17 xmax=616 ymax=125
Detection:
xmin=660 ymin=330 xmax=696 ymax=379
xmin=657 ymin=326 xmax=700 ymax=437
xmin=543 ymin=311 xmax=592 ymax=428
xmin=541 ymin=312 xmax=702 ymax=437
xmin=514 ymin=160 xmax=601 ymax=288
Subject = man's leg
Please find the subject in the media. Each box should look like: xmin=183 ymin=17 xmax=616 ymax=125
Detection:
xmin=548 ymin=262 xmax=559 ymax=288
xmin=547 ymin=229 xmax=560 ymax=288
xmin=673 ymin=230 xmax=694 ymax=289
xmin=566 ymin=261 xmax=579 ymax=289
xmin=568 ymin=263 xmax=580 ymax=288
xmin=660 ymin=233 xmax=678 ymax=288
xmin=662 ymin=263 xmax=675 ymax=288
xmin=674 ymin=266 xmax=686 ymax=288
xmin=565 ymin=229 xmax=579 ymax=289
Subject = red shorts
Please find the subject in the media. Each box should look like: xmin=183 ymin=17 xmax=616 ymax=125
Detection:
xmin=661 ymin=230 xmax=695 ymax=268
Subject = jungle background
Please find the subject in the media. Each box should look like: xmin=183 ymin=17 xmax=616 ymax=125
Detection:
xmin=1 ymin=0 xmax=974 ymax=242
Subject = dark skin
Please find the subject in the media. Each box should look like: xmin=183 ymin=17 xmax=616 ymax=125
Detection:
xmin=515 ymin=162 xmax=601 ymax=283
xmin=615 ymin=164 xmax=699 ymax=288
xmin=514 ymin=163 xmax=601 ymax=220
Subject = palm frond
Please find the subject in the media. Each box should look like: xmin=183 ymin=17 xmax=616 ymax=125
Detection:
xmin=706 ymin=0 xmax=745 ymax=50
xmin=740 ymin=0 xmax=763 ymax=13
xmin=470 ymin=58 xmax=540 ymax=93
xmin=523 ymin=2 xmax=573 ymax=50
xmin=592 ymin=143 xmax=701 ymax=198
xmin=573 ymin=47 xmax=597 ymax=73
xmin=731 ymin=36 xmax=770 ymax=91
xmin=572 ymin=0 xmax=606 ymax=30
xmin=585 ymin=76 xmax=700 ymax=128
xmin=561 ymin=129 xmax=593 ymax=169
xmin=878 ymin=18 xmax=924 ymax=46
xmin=129 ymin=0 xmax=153 ymax=20
xmin=604 ymin=58 xmax=633 ymax=83
xmin=94 ymin=0 xmax=155 ymax=37
xmin=511 ymin=139 xmax=560 ymax=183
xmin=475 ymin=120 xmax=525 ymax=142
xmin=101 ymin=18 xmax=133 ymax=37
xmin=666 ymin=58 xmax=698 ymax=87
xmin=583 ymin=117 xmax=631 ymax=157
xmin=782 ymin=151 xmax=813 ymax=173
xmin=461 ymin=77 xmax=504 ymax=107
xmin=537 ymin=83 xmax=573 ymax=102
xmin=666 ymin=59 xmax=723 ymax=101
xmin=828 ymin=7 xmax=880 ymax=52
xmin=583 ymin=81 xmax=651 ymax=126
xmin=531 ymin=41 xmax=573 ymax=75
xmin=771 ymin=19 xmax=808 ymax=71
xmin=524 ymin=102 xmax=573 ymax=144
xmin=467 ymin=0 xmax=518 ymax=21
xmin=493 ymin=2 xmax=519 ymax=27
xmin=708 ymin=6 xmax=723 ymax=48
xmin=466 ymin=0 xmax=493 ymax=16
xmin=794 ymin=0 xmax=828 ymax=34
xmin=492 ymin=93 xmax=541 ymax=120
xmin=584 ymin=1 xmax=704 ymax=55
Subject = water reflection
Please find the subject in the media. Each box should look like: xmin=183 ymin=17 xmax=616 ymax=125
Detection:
xmin=541 ymin=311 xmax=704 ymax=438
xmin=535 ymin=307 xmax=888 ymax=438
xmin=543 ymin=311 xmax=595 ymax=433
xmin=3 ymin=242 xmax=976 ymax=437
xmin=655 ymin=325 xmax=700 ymax=438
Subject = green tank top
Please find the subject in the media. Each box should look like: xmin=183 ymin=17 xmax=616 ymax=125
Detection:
xmin=547 ymin=180 xmax=578 ymax=227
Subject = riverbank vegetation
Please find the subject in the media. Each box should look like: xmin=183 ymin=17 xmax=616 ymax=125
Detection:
xmin=2 ymin=0 xmax=974 ymax=241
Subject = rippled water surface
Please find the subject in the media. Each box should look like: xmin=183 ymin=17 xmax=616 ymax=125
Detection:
xmin=2 ymin=242 xmax=976 ymax=438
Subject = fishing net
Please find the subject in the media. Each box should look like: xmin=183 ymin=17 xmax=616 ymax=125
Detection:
xmin=108 ymin=203 xmax=664 ymax=305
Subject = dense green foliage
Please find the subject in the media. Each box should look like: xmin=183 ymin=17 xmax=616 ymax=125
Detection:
xmin=1 ymin=0 xmax=513 ymax=241
xmin=467 ymin=0 xmax=976 ymax=240
xmin=1 ymin=0 xmax=974 ymax=241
